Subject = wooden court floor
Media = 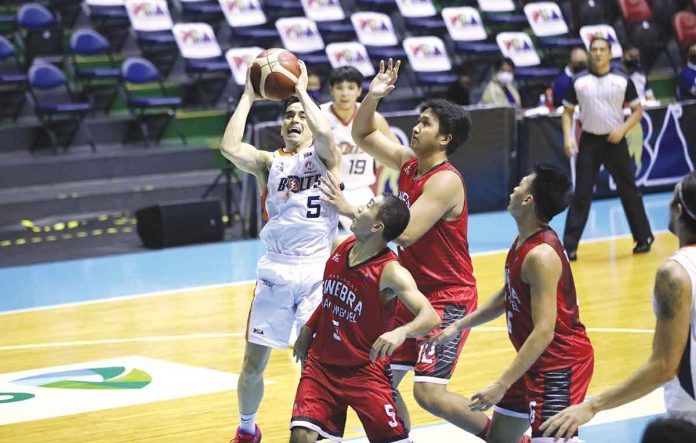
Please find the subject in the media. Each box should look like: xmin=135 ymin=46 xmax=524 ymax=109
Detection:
xmin=0 ymin=233 xmax=677 ymax=442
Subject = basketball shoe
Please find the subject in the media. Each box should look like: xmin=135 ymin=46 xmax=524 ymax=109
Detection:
xmin=232 ymin=425 xmax=261 ymax=443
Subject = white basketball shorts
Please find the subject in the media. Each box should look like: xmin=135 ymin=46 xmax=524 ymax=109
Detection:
xmin=246 ymin=251 xmax=327 ymax=349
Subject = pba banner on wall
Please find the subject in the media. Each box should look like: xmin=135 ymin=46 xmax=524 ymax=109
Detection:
xmin=253 ymin=105 xmax=516 ymax=214
xmin=518 ymin=101 xmax=696 ymax=197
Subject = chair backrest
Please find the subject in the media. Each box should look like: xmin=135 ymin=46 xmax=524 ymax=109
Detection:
xmin=403 ymin=36 xmax=451 ymax=72
xmin=619 ymin=0 xmax=652 ymax=27
xmin=351 ymin=12 xmax=398 ymax=47
xmin=29 ymin=61 xmax=66 ymax=90
xmin=122 ymin=57 xmax=161 ymax=83
xmin=0 ymin=36 xmax=16 ymax=60
xmin=125 ymin=0 xmax=173 ymax=32
xmin=442 ymin=7 xmax=487 ymax=42
xmin=275 ymin=17 xmax=325 ymax=54
xmin=523 ymin=2 xmax=569 ymax=37
xmin=674 ymin=11 xmax=696 ymax=53
xmin=477 ymin=0 xmax=515 ymax=13
xmin=496 ymin=32 xmax=541 ymax=67
xmin=579 ymin=24 xmax=623 ymax=58
xmin=325 ymin=42 xmax=374 ymax=76
xmin=173 ymin=23 xmax=222 ymax=59
xmin=219 ymin=0 xmax=266 ymax=28
xmin=301 ymin=0 xmax=344 ymax=22
xmin=396 ymin=0 xmax=436 ymax=19
xmin=71 ymin=28 xmax=110 ymax=55
xmin=225 ymin=46 xmax=263 ymax=85
xmin=17 ymin=3 xmax=57 ymax=30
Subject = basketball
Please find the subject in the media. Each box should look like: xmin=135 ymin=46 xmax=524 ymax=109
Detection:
xmin=250 ymin=48 xmax=301 ymax=101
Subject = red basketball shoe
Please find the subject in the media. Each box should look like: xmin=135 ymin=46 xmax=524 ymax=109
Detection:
xmin=232 ymin=425 xmax=261 ymax=443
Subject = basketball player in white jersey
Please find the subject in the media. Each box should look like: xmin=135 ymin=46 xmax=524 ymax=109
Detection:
xmin=220 ymin=61 xmax=341 ymax=443
xmin=320 ymin=66 xmax=399 ymax=231
xmin=541 ymin=171 xmax=696 ymax=439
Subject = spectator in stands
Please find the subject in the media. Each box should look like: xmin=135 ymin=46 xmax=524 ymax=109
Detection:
xmin=445 ymin=68 xmax=471 ymax=106
xmin=641 ymin=418 xmax=696 ymax=443
xmin=307 ymin=71 xmax=323 ymax=101
xmin=551 ymin=47 xmax=587 ymax=108
xmin=677 ymin=43 xmax=696 ymax=101
xmin=481 ymin=58 xmax=521 ymax=107
xmin=622 ymin=46 xmax=656 ymax=103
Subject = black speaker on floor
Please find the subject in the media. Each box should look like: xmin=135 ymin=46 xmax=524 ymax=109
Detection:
xmin=135 ymin=200 xmax=224 ymax=249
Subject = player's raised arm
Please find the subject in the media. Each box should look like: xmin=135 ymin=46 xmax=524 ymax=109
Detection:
xmin=394 ymin=169 xmax=462 ymax=247
xmin=370 ymin=261 xmax=439 ymax=361
xmin=294 ymin=61 xmax=340 ymax=170
xmin=352 ymin=59 xmax=414 ymax=171
xmin=541 ymin=259 xmax=692 ymax=439
xmin=220 ymin=69 xmax=273 ymax=178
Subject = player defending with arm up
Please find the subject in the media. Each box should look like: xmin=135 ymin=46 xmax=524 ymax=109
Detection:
xmin=289 ymin=195 xmax=439 ymax=443
xmin=221 ymin=61 xmax=341 ymax=443
xmin=321 ymin=59 xmax=503 ymax=440
xmin=431 ymin=165 xmax=594 ymax=443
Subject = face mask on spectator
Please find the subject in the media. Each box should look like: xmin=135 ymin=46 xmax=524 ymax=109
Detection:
xmin=497 ymin=71 xmax=514 ymax=85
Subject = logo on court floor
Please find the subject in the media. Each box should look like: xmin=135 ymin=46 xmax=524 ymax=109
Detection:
xmin=0 ymin=356 xmax=242 ymax=425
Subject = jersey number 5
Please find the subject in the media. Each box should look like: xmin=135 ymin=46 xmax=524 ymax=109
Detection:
xmin=306 ymin=196 xmax=321 ymax=218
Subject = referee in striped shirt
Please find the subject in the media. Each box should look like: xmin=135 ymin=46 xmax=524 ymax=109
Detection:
xmin=562 ymin=37 xmax=653 ymax=261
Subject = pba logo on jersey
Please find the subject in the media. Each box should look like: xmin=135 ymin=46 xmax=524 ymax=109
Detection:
xmin=331 ymin=253 xmax=341 ymax=262
xmin=304 ymin=161 xmax=316 ymax=174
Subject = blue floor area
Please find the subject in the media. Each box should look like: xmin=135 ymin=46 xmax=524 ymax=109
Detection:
xmin=580 ymin=414 xmax=663 ymax=443
xmin=0 ymin=192 xmax=673 ymax=313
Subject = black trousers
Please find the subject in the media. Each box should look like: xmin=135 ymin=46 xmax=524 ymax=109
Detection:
xmin=563 ymin=132 xmax=652 ymax=251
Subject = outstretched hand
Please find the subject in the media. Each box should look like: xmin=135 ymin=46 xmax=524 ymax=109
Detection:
xmin=539 ymin=402 xmax=596 ymax=439
xmin=319 ymin=171 xmax=358 ymax=219
xmin=243 ymin=66 xmax=263 ymax=101
xmin=295 ymin=60 xmax=308 ymax=95
xmin=368 ymin=59 xmax=401 ymax=99
xmin=293 ymin=325 xmax=314 ymax=363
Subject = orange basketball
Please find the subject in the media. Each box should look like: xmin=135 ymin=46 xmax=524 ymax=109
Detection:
xmin=250 ymin=48 xmax=301 ymax=101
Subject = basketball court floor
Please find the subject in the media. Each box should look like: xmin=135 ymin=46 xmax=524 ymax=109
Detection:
xmin=0 ymin=192 xmax=677 ymax=442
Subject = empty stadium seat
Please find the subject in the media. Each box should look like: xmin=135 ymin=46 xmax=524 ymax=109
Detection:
xmin=0 ymin=35 xmax=27 ymax=121
xmin=17 ymin=3 xmax=65 ymax=68
xmin=28 ymin=60 xmax=95 ymax=153
xmin=70 ymin=28 xmax=121 ymax=113
xmin=121 ymin=57 xmax=187 ymax=146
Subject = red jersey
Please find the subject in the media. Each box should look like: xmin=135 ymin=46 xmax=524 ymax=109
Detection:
xmin=397 ymin=157 xmax=476 ymax=291
xmin=504 ymin=228 xmax=593 ymax=372
xmin=308 ymin=237 xmax=398 ymax=366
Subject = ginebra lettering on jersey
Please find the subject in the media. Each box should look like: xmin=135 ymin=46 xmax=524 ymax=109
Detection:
xmin=322 ymin=277 xmax=364 ymax=323
xmin=277 ymin=174 xmax=322 ymax=192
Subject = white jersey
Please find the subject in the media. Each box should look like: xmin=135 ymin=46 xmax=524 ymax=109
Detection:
xmin=320 ymin=102 xmax=376 ymax=191
xmin=661 ymin=246 xmax=696 ymax=421
xmin=259 ymin=145 xmax=338 ymax=258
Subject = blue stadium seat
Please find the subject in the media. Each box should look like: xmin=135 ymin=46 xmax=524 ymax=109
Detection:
xmin=28 ymin=60 xmax=95 ymax=153
xmin=121 ymin=57 xmax=187 ymax=146
xmin=17 ymin=3 xmax=65 ymax=68
xmin=0 ymin=35 xmax=27 ymax=121
xmin=70 ymin=29 xmax=121 ymax=113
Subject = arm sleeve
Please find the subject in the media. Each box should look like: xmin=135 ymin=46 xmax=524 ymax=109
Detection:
xmin=562 ymin=78 xmax=578 ymax=107
xmin=625 ymin=77 xmax=640 ymax=106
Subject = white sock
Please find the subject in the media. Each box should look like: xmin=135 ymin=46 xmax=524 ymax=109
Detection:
xmin=239 ymin=412 xmax=257 ymax=434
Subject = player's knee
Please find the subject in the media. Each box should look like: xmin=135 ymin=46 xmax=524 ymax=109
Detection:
xmin=289 ymin=427 xmax=317 ymax=443
xmin=413 ymin=383 xmax=445 ymax=413
xmin=240 ymin=355 xmax=266 ymax=379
